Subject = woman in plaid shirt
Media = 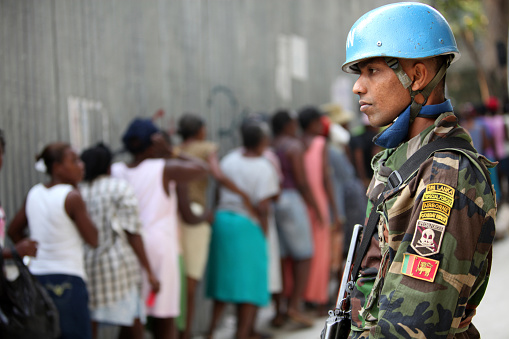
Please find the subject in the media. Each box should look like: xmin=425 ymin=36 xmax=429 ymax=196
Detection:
xmin=80 ymin=143 xmax=160 ymax=339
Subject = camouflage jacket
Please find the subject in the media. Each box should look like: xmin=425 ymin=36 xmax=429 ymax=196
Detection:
xmin=350 ymin=112 xmax=496 ymax=339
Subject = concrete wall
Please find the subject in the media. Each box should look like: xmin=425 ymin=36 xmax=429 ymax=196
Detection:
xmin=1 ymin=0 xmax=397 ymax=220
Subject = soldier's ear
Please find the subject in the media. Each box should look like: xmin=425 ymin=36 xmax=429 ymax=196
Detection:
xmin=410 ymin=62 xmax=428 ymax=92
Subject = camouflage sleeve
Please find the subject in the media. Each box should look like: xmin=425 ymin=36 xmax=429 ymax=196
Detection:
xmin=373 ymin=151 xmax=496 ymax=338
xmin=349 ymin=192 xmax=382 ymax=336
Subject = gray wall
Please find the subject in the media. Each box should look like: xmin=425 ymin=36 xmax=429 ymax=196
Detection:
xmin=1 ymin=0 xmax=396 ymax=220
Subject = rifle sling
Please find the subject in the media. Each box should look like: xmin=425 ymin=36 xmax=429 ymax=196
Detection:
xmin=349 ymin=137 xmax=478 ymax=286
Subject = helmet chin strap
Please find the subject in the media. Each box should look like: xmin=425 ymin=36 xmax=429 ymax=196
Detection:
xmin=384 ymin=57 xmax=450 ymax=124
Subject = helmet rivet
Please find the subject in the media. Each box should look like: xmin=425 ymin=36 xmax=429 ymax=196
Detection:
xmin=439 ymin=38 xmax=444 ymax=44
xmin=377 ymin=41 xmax=382 ymax=47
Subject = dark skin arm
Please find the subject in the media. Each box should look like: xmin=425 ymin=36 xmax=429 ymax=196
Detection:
xmin=164 ymin=158 xmax=213 ymax=224
xmin=2 ymin=238 xmax=38 ymax=258
xmin=323 ymin=145 xmax=341 ymax=230
xmin=256 ymin=197 xmax=274 ymax=236
xmin=65 ymin=190 xmax=99 ymax=248
xmin=289 ymin=142 xmax=324 ymax=224
xmin=7 ymin=200 xmax=41 ymax=257
xmin=208 ymin=151 xmax=256 ymax=217
xmin=163 ymin=158 xmax=209 ymax=193
xmin=7 ymin=199 xmax=30 ymax=244
xmin=125 ymin=231 xmax=160 ymax=293
xmin=176 ymin=182 xmax=213 ymax=224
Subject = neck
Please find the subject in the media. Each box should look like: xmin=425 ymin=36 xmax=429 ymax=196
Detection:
xmin=183 ymin=136 xmax=200 ymax=144
xmin=243 ymin=148 xmax=261 ymax=157
xmin=47 ymin=177 xmax=73 ymax=188
xmin=407 ymin=97 xmax=445 ymax=139
xmin=130 ymin=153 xmax=149 ymax=167
xmin=408 ymin=117 xmax=435 ymax=139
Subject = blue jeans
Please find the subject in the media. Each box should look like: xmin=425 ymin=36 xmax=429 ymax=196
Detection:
xmin=35 ymin=274 xmax=92 ymax=339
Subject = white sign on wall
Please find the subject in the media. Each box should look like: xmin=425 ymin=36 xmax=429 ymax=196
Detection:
xmin=290 ymin=35 xmax=308 ymax=81
xmin=67 ymin=96 xmax=108 ymax=151
xmin=276 ymin=34 xmax=309 ymax=102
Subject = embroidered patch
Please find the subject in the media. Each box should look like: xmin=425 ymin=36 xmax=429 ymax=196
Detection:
xmin=420 ymin=183 xmax=454 ymax=225
xmin=411 ymin=220 xmax=445 ymax=256
xmin=422 ymin=183 xmax=455 ymax=208
xmin=401 ymin=253 xmax=440 ymax=283
xmin=422 ymin=192 xmax=454 ymax=208
xmin=425 ymin=183 xmax=454 ymax=196
xmin=421 ymin=201 xmax=451 ymax=216
xmin=419 ymin=211 xmax=449 ymax=225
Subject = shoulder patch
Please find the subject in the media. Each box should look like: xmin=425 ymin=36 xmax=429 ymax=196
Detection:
xmin=420 ymin=183 xmax=455 ymax=225
xmin=401 ymin=253 xmax=440 ymax=283
xmin=411 ymin=220 xmax=445 ymax=256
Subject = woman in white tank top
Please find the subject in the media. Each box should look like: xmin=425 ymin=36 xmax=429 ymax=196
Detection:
xmin=9 ymin=142 xmax=98 ymax=339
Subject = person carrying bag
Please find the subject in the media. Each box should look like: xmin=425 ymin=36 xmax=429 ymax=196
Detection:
xmin=0 ymin=246 xmax=60 ymax=339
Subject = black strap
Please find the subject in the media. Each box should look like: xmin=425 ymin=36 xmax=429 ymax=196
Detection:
xmin=349 ymin=137 xmax=478 ymax=283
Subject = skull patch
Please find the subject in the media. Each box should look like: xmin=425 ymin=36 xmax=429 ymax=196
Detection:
xmin=411 ymin=220 xmax=445 ymax=257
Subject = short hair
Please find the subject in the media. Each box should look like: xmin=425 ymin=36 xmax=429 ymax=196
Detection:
xmin=36 ymin=142 xmax=71 ymax=175
xmin=298 ymin=106 xmax=322 ymax=130
xmin=178 ymin=113 xmax=205 ymax=140
xmin=81 ymin=143 xmax=112 ymax=182
xmin=241 ymin=121 xmax=266 ymax=150
xmin=271 ymin=110 xmax=293 ymax=136
xmin=430 ymin=55 xmax=449 ymax=95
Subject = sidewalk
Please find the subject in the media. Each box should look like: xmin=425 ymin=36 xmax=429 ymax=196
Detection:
xmin=202 ymin=203 xmax=509 ymax=339
xmin=193 ymin=306 xmax=326 ymax=339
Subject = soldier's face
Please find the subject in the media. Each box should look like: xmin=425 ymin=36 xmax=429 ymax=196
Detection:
xmin=352 ymin=58 xmax=411 ymax=128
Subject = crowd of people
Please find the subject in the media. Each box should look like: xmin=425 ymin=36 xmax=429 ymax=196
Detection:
xmin=459 ymin=96 xmax=509 ymax=206
xmin=3 ymin=95 xmax=507 ymax=339
xmin=1 ymin=103 xmax=370 ymax=339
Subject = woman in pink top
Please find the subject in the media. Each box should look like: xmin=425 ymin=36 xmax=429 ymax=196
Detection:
xmin=112 ymin=118 xmax=209 ymax=339
xmin=298 ymin=107 xmax=340 ymax=310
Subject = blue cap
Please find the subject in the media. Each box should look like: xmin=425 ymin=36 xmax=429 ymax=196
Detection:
xmin=342 ymin=2 xmax=460 ymax=73
xmin=122 ymin=118 xmax=160 ymax=154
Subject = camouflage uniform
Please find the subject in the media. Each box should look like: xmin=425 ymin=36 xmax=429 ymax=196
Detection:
xmin=350 ymin=112 xmax=496 ymax=339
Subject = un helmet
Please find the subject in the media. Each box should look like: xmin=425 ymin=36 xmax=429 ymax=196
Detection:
xmin=342 ymin=2 xmax=460 ymax=74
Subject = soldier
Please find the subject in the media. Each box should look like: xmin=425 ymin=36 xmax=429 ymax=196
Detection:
xmin=342 ymin=3 xmax=496 ymax=338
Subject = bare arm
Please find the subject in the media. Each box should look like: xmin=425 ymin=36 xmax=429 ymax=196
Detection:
xmin=256 ymin=197 xmax=273 ymax=236
xmin=65 ymin=190 xmax=98 ymax=248
xmin=323 ymin=145 xmax=341 ymax=230
xmin=208 ymin=152 xmax=256 ymax=216
xmin=3 ymin=239 xmax=38 ymax=259
xmin=125 ymin=232 xmax=160 ymax=293
xmin=164 ymin=158 xmax=209 ymax=185
xmin=289 ymin=144 xmax=323 ymax=224
xmin=7 ymin=200 xmax=29 ymax=243
xmin=176 ymin=182 xmax=211 ymax=225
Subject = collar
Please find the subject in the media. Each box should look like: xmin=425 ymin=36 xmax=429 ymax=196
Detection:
xmin=373 ymin=100 xmax=454 ymax=149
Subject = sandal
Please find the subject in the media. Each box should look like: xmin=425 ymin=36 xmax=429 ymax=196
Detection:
xmin=270 ymin=314 xmax=286 ymax=328
xmin=287 ymin=309 xmax=314 ymax=328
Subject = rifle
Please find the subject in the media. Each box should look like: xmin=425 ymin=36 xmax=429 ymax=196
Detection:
xmin=321 ymin=224 xmax=363 ymax=339
xmin=320 ymin=137 xmax=481 ymax=339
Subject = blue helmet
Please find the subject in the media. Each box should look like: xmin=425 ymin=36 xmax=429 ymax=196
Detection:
xmin=342 ymin=2 xmax=460 ymax=74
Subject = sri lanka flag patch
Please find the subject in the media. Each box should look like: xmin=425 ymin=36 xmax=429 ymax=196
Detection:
xmin=401 ymin=253 xmax=439 ymax=283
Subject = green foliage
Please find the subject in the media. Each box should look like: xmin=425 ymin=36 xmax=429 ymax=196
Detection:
xmin=433 ymin=0 xmax=488 ymax=36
